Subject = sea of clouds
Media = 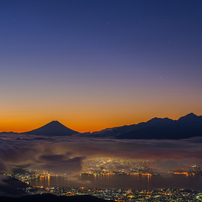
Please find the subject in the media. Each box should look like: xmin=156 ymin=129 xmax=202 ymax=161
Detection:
xmin=0 ymin=134 xmax=202 ymax=175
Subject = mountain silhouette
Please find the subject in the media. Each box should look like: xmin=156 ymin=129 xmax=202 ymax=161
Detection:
xmin=84 ymin=117 xmax=174 ymax=138
xmin=24 ymin=121 xmax=78 ymax=136
xmin=116 ymin=113 xmax=202 ymax=139
xmin=1 ymin=113 xmax=202 ymax=139
xmin=178 ymin=112 xmax=199 ymax=122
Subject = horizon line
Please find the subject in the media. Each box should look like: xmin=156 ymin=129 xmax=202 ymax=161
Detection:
xmin=0 ymin=112 xmax=199 ymax=134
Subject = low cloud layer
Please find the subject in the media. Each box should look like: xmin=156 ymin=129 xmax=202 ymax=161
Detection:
xmin=0 ymin=134 xmax=202 ymax=175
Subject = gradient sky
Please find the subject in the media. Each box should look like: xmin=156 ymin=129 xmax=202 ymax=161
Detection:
xmin=0 ymin=0 xmax=202 ymax=132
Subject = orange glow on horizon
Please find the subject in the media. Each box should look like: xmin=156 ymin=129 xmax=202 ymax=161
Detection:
xmin=0 ymin=110 xmax=201 ymax=133
xmin=1 ymin=78 xmax=202 ymax=133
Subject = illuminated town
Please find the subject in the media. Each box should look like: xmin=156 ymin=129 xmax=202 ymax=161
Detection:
xmin=5 ymin=158 xmax=202 ymax=201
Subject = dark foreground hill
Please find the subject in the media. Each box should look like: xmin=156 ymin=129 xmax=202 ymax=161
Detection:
xmin=0 ymin=194 xmax=114 ymax=202
xmin=24 ymin=121 xmax=78 ymax=136
xmin=116 ymin=113 xmax=202 ymax=139
xmin=0 ymin=176 xmax=28 ymax=196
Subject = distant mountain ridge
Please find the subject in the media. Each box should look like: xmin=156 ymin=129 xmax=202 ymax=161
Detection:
xmin=23 ymin=121 xmax=78 ymax=136
xmin=80 ymin=113 xmax=202 ymax=139
xmin=116 ymin=113 xmax=202 ymax=139
xmin=1 ymin=113 xmax=202 ymax=139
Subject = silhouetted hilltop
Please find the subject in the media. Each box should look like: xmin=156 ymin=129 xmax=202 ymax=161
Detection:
xmin=0 ymin=194 xmax=114 ymax=202
xmin=24 ymin=121 xmax=78 ymax=136
xmin=178 ymin=112 xmax=200 ymax=123
xmin=83 ymin=117 xmax=174 ymax=138
xmin=0 ymin=175 xmax=28 ymax=197
xmin=116 ymin=113 xmax=202 ymax=139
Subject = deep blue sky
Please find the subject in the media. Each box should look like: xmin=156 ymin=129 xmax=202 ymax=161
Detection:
xmin=0 ymin=0 xmax=202 ymax=132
